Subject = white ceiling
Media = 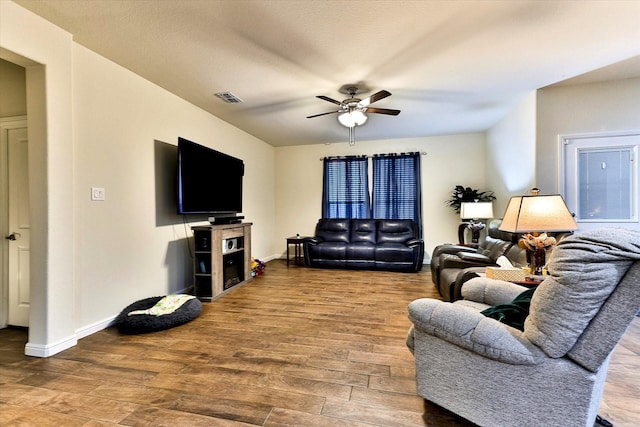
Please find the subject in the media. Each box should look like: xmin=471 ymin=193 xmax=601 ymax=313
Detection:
xmin=14 ymin=0 xmax=640 ymax=147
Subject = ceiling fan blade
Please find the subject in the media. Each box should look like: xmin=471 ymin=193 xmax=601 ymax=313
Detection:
xmin=360 ymin=90 xmax=391 ymax=106
xmin=307 ymin=111 xmax=340 ymax=119
xmin=317 ymin=95 xmax=343 ymax=106
xmin=365 ymin=107 xmax=401 ymax=116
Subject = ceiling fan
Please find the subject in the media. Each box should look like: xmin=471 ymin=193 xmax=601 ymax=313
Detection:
xmin=307 ymin=85 xmax=401 ymax=125
xmin=307 ymin=85 xmax=401 ymax=145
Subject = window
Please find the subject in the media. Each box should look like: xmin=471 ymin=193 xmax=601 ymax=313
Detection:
xmin=322 ymin=156 xmax=370 ymax=218
xmin=562 ymin=132 xmax=639 ymax=228
xmin=372 ymin=153 xmax=422 ymax=235
xmin=321 ymin=153 xmax=423 ymax=234
xmin=578 ymin=147 xmax=633 ymax=221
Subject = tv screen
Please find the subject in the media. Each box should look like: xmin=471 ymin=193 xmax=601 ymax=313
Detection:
xmin=177 ymin=137 xmax=244 ymax=215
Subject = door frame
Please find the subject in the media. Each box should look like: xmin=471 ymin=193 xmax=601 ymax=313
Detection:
xmin=0 ymin=115 xmax=27 ymax=329
xmin=2 ymin=3 xmax=78 ymax=357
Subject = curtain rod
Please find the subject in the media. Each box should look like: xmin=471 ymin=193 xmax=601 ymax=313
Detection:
xmin=320 ymin=151 xmax=427 ymax=161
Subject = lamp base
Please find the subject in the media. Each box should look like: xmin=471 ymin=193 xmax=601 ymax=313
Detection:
xmin=527 ymin=247 xmax=547 ymax=276
xmin=458 ymin=222 xmax=468 ymax=245
xmin=458 ymin=221 xmax=486 ymax=244
xmin=468 ymin=221 xmax=486 ymax=244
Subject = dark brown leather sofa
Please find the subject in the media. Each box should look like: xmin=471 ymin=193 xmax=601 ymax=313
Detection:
xmin=303 ymin=218 xmax=424 ymax=272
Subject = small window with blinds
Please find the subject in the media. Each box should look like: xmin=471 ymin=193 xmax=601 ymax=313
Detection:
xmin=322 ymin=156 xmax=370 ymax=219
xmin=562 ymin=132 xmax=639 ymax=226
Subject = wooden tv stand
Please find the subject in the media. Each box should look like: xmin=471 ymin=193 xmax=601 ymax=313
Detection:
xmin=191 ymin=223 xmax=252 ymax=301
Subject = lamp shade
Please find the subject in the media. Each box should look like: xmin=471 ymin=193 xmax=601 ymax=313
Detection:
xmin=460 ymin=202 xmax=494 ymax=220
xmin=499 ymin=194 xmax=578 ymax=233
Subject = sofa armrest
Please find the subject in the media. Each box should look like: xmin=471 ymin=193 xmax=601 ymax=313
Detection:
xmin=461 ymin=277 xmax=529 ymax=305
xmin=303 ymin=236 xmax=323 ymax=245
xmin=456 ymin=252 xmax=492 ymax=263
xmin=439 ymin=253 xmax=497 ymax=270
xmin=449 ymin=267 xmax=486 ymax=301
xmin=408 ymin=298 xmax=545 ymax=365
xmin=405 ymin=238 xmax=423 ymax=247
xmin=432 ymin=244 xmax=475 ymax=258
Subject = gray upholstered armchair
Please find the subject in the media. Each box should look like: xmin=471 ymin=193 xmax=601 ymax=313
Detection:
xmin=407 ymin=228 xmax=640 ymax=427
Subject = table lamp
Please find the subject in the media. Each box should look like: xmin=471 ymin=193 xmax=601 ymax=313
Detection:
xmin=459 ymin=201 xmax=494 ymax=244
xmin=499 ymin=189 xmax=577 ymax=274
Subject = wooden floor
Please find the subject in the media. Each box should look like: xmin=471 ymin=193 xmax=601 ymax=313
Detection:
xmin=1 ymin=260 xmax=638 ymax=426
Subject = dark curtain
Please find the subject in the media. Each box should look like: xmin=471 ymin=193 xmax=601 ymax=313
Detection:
xmin=372 ymin=152 xmax=423 ymax=236
xmin=322 ymin=156 xmax=371 ymax=218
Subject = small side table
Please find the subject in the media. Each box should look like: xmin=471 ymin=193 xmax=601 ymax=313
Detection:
xmin=478 ymin=271 xmax=544 ymax=288
xmin=286 ymin=236 xmax=306 ymax=266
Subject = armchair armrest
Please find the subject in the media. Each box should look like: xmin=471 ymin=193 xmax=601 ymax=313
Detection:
xmin=408 ymin=298 xmax=545 ymax=365
xmin=461 ymin=277 xmax=529 ymax=305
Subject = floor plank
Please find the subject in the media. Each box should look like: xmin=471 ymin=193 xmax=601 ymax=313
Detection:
xmin=0 ymin=260 xmax=638 ymax=426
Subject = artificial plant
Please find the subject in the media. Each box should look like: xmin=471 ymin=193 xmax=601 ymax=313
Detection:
xmin=445 ymin=185 xmax=496 ymax=214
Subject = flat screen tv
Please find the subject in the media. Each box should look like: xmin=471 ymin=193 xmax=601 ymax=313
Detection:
xmin=177 ymin=137 xmax=244 ymax=215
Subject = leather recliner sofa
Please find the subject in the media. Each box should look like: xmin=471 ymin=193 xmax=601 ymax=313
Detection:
xmin=430 ymin=219 xmax=527 ymax=301
xmin=303 ymin=218 xmax=424 ymax=272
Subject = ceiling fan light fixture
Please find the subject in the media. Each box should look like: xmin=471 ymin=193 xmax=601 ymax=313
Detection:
xmin=338 ymin=109 xmax=367 ymax=128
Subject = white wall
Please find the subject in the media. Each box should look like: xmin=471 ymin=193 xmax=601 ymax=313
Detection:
xmin=72 ymin=44 xmax=276 ymax=329
xmin=486 ymin=92 xmax=537 ymax=216
xmin=537 ymin=77 xmax=640 ymax=193
xmin=274 ymin=133 xmax=487 ymax=261
xmin=1 ymin=1 xmax=276 ymax=356
xmin=482 ymin=78 xmax=640 ymax=222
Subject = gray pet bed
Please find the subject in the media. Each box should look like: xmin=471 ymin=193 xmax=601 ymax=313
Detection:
xmin=116 ymin=295 xmax=202 ymax=334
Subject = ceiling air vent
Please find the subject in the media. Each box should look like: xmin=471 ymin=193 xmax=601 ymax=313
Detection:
xmin=214 ymin=92 xmax=244 ymax=103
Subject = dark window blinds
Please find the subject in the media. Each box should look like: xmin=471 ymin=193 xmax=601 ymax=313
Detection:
xmin=322 ymin=156 xmax=371 ymax=219
xmin=372 ymin=153 xmax=422 ymax=235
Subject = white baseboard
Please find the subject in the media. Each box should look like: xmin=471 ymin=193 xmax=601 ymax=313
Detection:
xmin=76 ymin=315 xmax=118 ymax=340
xmin=25 ymin=334 xmax=78 ymax=358
xmin=23 ymin=315 xmax=117 ymax=358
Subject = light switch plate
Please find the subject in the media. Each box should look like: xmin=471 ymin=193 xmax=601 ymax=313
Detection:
xmin=91 ymin=187 xmax=105 ymax=201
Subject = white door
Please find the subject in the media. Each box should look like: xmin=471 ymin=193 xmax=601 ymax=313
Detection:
xmin=3 ymin=122 xmax=30 ymax=327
